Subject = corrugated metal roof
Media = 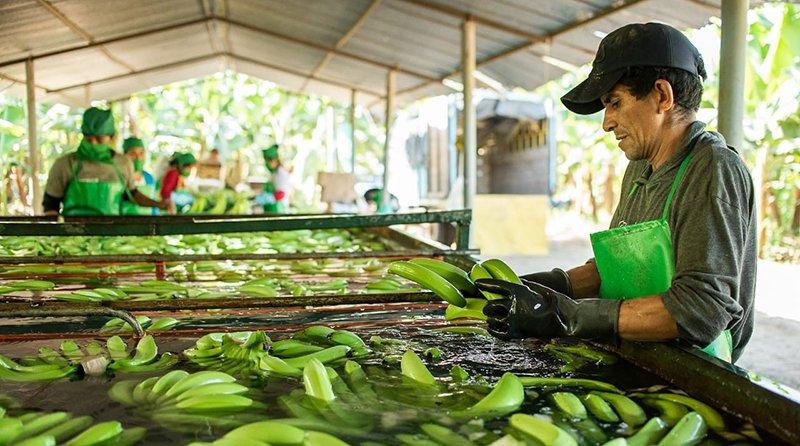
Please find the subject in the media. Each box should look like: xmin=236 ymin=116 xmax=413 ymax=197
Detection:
xmin=0 ymin=0 xmax=744 ymax=110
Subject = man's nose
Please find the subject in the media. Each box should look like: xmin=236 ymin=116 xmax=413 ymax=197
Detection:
xmin=602 ymin=110 xmax=616 ymax=133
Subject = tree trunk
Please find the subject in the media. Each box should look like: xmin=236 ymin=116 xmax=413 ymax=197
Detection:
xmin=586 ymin=171 xmax=598 ymax=222
xmin=604 ymin=163 xmax=615 ymax=215
xmin=792 ymin=186 xmax=800 ymax=232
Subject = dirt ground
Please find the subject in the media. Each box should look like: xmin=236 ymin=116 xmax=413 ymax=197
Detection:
xmin=488 ymin=236 xmax=800 ymax=390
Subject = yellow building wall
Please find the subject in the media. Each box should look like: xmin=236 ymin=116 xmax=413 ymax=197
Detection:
xmin=474 ymin=194 xmax=549 ymax=256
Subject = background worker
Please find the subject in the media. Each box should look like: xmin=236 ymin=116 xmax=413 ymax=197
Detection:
xmin=121 ymin=137 xmax=158 ymax=215
xmin=159 ymin=152 xmax=196 ymax=214
xmin=478 ymin=23 xmax=756 ymax=363
xmin=43 ymin=107 xmax=170 ymax=216
xmin=257 ymin=144 xmax=291 ymax=213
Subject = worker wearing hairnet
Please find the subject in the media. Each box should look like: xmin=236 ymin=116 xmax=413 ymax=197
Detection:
xmin=121 ymin=137 xmax=158 ymax=215
xmin=256 ymin=144 xmax=291 ymax=213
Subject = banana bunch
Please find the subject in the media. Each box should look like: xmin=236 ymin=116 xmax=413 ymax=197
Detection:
xmin=0 ymin=409 xmax=145 ymax=446
xmin=544 ymin=342 xmax=619 ymax=373
xmin=99 ymin=317 xmax=178 ymax=334
xmin=183 ymin=331 xmax=271 ymax=378
xmin=388 ymin=258 xmax=521 ymax=311
xmin=187 ymin=196 xmax=207 ymax=214
xmin=0 ymin=348 xmax=77 ymax=382
xmin=186 ymin=420 xmax=349 ymax=446
xmin=108 ymin=370 xmax=261 ymax=432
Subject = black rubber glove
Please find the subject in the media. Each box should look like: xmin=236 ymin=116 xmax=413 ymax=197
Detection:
xmin=476 ymin=279 xmax=621 ymax=343
xmin=519 ymin=268 xmax=573 ymax=297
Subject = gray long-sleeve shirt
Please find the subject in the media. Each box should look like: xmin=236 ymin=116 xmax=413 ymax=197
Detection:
xmin=609 ymin=121 xmax=756 ymax=362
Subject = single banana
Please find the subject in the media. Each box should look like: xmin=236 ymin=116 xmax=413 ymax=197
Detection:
xmin=408 ymin=258 xmax=478 ymax=296
xmin=481 ymin=259 xmax=522 ymax=284
xmin=468 ymin=264 xmax=504 ymax=300
xmin=283 ymin=346 xmax=350 ymax=369
xmin=40 ymin=416 xmax=94 ymax=443
xmin=400 ymin=350 xmax=436 ymax=386
xmin=590 ymin=391 xmax=647 ymax=428
xmin=519 ymin=377 xmax=621 ymax=393
xmin=581 ymin=393 xmax=620 ymax=423
xmin=175 ymin=383 xmax=249 ymax=402
xmin=628 ymin=417 xmax=669 ymax=446
xmin=150 ymin=370 xmax=190 ymax=402
xmin=389 ymin=261 xmax=466 ymax=307
xmin=64 ymin=421 xmax=123 ymax=446
xmin=638 ymin=398 xmax=688 ymax=427
xmin=509 ymin=413 xmax=577 ymax=446
xmin=457 ymin=372 xmax=524 ymax=419
xmin=222 ymin=421 xmax=306 ymax=444
xmin=550 ymin=392 xmax=588 ymax=419
xmin=657 ymin=412 xmax=707 ymax=446
xmin=172 ymin=394 xmax=253 ymax=412
xmin=420 ymin=423 xmax=475 ymax=446
xmin=303 ymin=358 xmax=336 ymax=402
xmin=259 ymin=354 xmax=303 ymax=377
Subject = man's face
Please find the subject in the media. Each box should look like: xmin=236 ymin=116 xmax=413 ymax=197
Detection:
xmin=600 ymin=84 xmax=663 ymax=161
xmin=126 ymin=147 xmax=145 ymax=161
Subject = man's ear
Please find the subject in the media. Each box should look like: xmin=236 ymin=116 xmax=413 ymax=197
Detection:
xmin=653 ymin=79 xmax=675 ymax=114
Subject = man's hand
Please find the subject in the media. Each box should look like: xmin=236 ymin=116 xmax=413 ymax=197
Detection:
xmin=520 ymin=268 xmax=573 ymax=296
xmin=476 ymin=279 xmax=621 ymax=343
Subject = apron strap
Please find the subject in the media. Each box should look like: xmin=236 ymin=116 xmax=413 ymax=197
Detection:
xmin=661 ymin=149 xmax=696 ymax=220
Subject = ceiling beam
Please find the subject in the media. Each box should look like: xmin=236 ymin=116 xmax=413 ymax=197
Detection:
xmin=33 ymin=0 xmax=149 ymax=90
xmin=231 ymin=53 xmax=384 ymax=98
xmin=391 ymin=0 xmax=648 ymax=101
xmin=48 ymin=53 xmax=226 ymax=94
xmin=47 ymin=51 xmax=384 ymax=100
xmin=223 ymin=17 xmax=439 ymax=83
xmin=0 ymin=17 xmax=209 ymax=70
xmin=301 ymin=0 xmax=383 ymax=91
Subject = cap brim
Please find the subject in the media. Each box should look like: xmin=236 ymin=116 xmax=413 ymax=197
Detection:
xmin=560 ymin=69 xmax=625 ymax=115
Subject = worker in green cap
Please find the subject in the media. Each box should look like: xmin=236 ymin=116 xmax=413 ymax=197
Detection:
xmin=43 ymin=107 xmax=170 ymax=216
xmin=121 ymin=137 xmax=158 ymax=215
xmin=256 ymin=144 xmax=291 ymax=213
xmin=159 ymin=152 xmax=197 ymax=212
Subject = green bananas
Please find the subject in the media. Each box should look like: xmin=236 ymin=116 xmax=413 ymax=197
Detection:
xmin=457 ymin=372 xmax=524 ymax=419
xmin=632 ymin=392 xmax=726 ymax=433
xmin=408 ymin=258 xmax=477 ymax=296
xmin=480 ymin=259 xmax=523 ymax=285
xmin=509 ymin=413 xmax=577 ymax=446
xmin=0 ymin=410 xmax=144 ymax=446
xmin=389 ymin=261 xmax=466 ymax=307
xmin=400 ymin=350 xmax=436 ymax=386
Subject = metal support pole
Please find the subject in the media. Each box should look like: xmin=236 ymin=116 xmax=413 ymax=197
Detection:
xmin=350 ymin=89 xmax=357 ymax=173
xmin=380 ymin=70 xmax=396 ymax=212
xmin=462 ymin=17 xmax=476 ymax=212
xmin=25 ymin=58 xmax=43 ymax=215
xmin=718 ymin=0 xmax=748 ymax=150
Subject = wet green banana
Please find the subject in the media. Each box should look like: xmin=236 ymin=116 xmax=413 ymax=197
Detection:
xmin=10 ymin=412 xmax=70 ymax=442
xmin=106 ymin=336 xmax=129 ymax=360
xmin=165 ymin=371 xmax=237 ymax=398
xmin=389 ymin=261 xmax=466 ymax=307
xmin=304 ymin=431 xmax=349 ymax=446
xmin=293 ymin=325 xmax=336 ymax=344
xmin=0 ymin=364 xmax=76 ymax=381
xmin=509 ymin=413 xmax=577 ymax=446
xmin=40 ymin=416 xmax=94 ymax=443
xmin=150 ymin=370 xmax=190 ymax=401
xmin=303 ymin=358 xmax=336 ymax=402
xmin=639 ymin=398 xmax=689 ymax=427
xmin=400 ymin=350 xmax=436 ymax=386
xmin=481 ymin=259 xmax=522 ymax=284
xmin=590 ymin=392 xmax=647 ymax=428
xmin=329 ymin=330 xmax=366 ymax=349
xmin=468 ymin=264 xmax=504 ymax=300
xmin=64 ymin=421 xmax=123 ymax=446
xmin=432 ymin=326 xmax=490 ymax=336
xmin=148 ymin=317 xmax=179 ymax=332
xmin=259 ymin=354 xmax=303 ymax=377
xmin=445 ymin=298 xmax=488 ymax=321
xmin=635 ymin=393 xmax=725 ymax=433
xmin=171 ymin=394 xmax=253 ymax=413
xmin=175 ymin=383 xmax=249 ymax=402
xmin=519 ymin=377 xmax=621 ymax=393
xmin=408 ymin=258 xmax=478 ymax=296
xmin=550 ymin=392 xmax=588 ymax=419
xmin=283 ymin=345 xmax=351 ymax=369
xmin=109 ymin=335 xmax=157 ymax=369
xmin=457 ymin=372 xmax=523 ymax=419
xmin=581 ymin=393 xmax=620 ymax=423
xmin=657 ymin=412 xmax=707 ymax=445
xmin=628 ymin=417 xmax=669 ymax=446
xmin=239 ymin=284 xmax=279 ymax=297
xmin=223 ymin=420 xmax=306 ymax=444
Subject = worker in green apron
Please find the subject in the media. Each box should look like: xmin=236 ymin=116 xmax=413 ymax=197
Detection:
xmin=121 ymin=137 xmax=158 ymax=215
xmin=477 ymin=23 xmax=756 ymax=363
xmin=256 ymin=145 xmax=290 ymax=213
xmin=43 ymin=107 xmax=170 ymax=216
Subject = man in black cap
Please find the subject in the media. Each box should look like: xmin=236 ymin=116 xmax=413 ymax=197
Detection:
xmin=477 ymin=23 xmax=756 ymax=362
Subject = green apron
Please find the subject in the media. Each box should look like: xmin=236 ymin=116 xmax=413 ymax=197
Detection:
xmin=63 ymin=159 xmax=126 ymax=216
xmin=590 ymin=143 xmax=733 ymax=362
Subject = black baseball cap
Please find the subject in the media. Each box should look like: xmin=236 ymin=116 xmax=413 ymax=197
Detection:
xmin=561 ymin=22 xmax=707 ymax=115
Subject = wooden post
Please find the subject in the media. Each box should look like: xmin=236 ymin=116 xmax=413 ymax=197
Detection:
xmin=462 ymin=17 xmax=476 ymax=213
xmin=718 ymin=0 xmax=748 ymax=150
xmin=350 ymin=89 xmax=357 ymax=173
xmin=380 ymin=70 xmax=396 ymax=212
